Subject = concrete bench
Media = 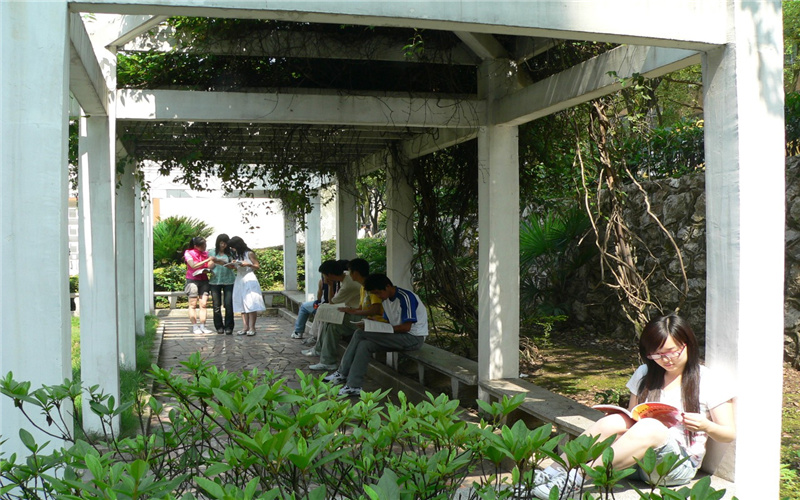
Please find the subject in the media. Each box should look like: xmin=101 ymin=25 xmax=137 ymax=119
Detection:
xmin=401 ymin=344 xmax=479 ymax=400
xmin=281 ymin=290 xmax=307 ymax=315
xmin=154 ymin=291 xmax=183 ymax=309
xmin=479 ymin=377 xmax=603 ymax=438
xmin=262 ymin=290 xmax=282 ymax=306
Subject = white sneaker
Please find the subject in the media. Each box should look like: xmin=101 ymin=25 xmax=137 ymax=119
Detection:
xmin=199 ymin=325 xmax=213 ymax=334
xmin=191 ymin=324 xmax=200 ymax=333
xmin=323 ymin=371 xmax=347 ymax=384
xmin=532 ymin=469 xmax=584 ymax=500
xmin=236 ymin=330 xmax=247 ymax=336
xmin=301 ymin=348 xmax=318 ymax=356
xmin=338 ymin=385 xmax=363 ymax=397
xmin=291 ymin=331 xmax=303 ymax=339
xmin=246 ymin=330 xmax=256 ymax=336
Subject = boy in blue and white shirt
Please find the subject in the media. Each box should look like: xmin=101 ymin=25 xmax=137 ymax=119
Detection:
xmin=324 ymin=273 xmax=427 ymax=396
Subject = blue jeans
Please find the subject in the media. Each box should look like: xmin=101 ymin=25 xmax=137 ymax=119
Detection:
xmin=210 ymin=284 xmax=234 ymax=333
xmin=294 ymin=300 xmax=317 ymax=334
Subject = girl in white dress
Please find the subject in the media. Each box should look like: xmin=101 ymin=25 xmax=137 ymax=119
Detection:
xmin=227 ymin=236 xmax=266 ymax=336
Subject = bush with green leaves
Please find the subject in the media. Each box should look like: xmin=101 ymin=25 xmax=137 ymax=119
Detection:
xmin=153 ymin=264 xmax=186 ymax=292
xmin=0 ymin=356 xmax=735 ymax=500
xmin=152 ymin=216 xmax=214 ymax=266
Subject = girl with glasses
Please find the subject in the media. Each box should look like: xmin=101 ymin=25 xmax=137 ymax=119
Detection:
xmin=532 ymin=313 xmax=736 ymax=499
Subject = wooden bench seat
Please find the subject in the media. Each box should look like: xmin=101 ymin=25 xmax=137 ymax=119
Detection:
xmin=479 ymin=377 xmax=603 ymax=437
xmin=401 ymin=344 xmax=479 ymax=399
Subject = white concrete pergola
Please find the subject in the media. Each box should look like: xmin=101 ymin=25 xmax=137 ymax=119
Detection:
xmin=0 ymin=2 xmax=785 ymax=497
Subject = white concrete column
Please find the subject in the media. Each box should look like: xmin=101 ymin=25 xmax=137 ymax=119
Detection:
xmin=386 ymin=152 xmax=415 ymax=290
xmin=78 ymin=114 xmax=120 ymax=434
xmin=477 ymin=125 xmax=520 ymax=386
xmin=283 ymin=210 xmax=298 ymax=291
xmin=336 ymin=180 xmax=358 ymax=260
xmin=0 ymin=0 xmax=72 ymax=455
xmin=304 ymin=193 xmax=322 ymax=299
xmin=477 ymin=58 xmax=520 ymax=390
xmin=702 ymin=0 xmax=783 ymax=491
xmin=144 ymin=200 xmax=155 ymax=314
xmin=116 ymin=160 xmax=137 ymax=370
xmin=133 ymin=183 xmax=146 ymax=336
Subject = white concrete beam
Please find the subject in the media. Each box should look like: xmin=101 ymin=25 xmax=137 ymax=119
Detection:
xmin=70 ymin=1 xmax=726 ymax=50
xmin=1 ymin=0 xmax=72 ymax=456
xmin=116 ymin=89 xmax=484 ymax=129
xmin=107 ymin=14 xmax=168 ymax=48
xmin=69 ymin=13 xmax=109 ymax=115
xmin=454 ymin=32 xmax=507 ymax=60
xmin=702 ymin=0 xmax=784 ymax=493
xmin=403 ymin=128 xmax=479 ymax=159
xmin=495 ymin=45 xmax=700 ymax=126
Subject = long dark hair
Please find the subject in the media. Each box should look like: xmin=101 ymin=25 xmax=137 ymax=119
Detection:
xmin=637 ymin=313 xmax=701 ymax=413
xmin=185 ymin=236 xmax=206 ymax=252
xmin=215 ymin=234 xmax=231 ymax=256
xmin=227 ymin=236 xmax=251 ymax=260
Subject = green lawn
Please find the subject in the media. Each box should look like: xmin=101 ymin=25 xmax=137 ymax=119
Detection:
xmin=70 ymin=315 xmax=159 ymax=436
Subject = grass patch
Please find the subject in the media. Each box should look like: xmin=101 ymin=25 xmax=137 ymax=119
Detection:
xmin=781 ymin=365 xmax=800 ymax=499
xmin=71 ymin=315 xmax=159 ymax=437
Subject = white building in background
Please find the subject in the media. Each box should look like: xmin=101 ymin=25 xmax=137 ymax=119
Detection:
xmin=145 ymin=162 xmax=337 ymax=249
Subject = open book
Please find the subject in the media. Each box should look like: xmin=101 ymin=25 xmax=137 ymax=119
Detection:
xmin=192 ymin=268 xmax=209 ymax=277
xmin=592 ymin=402 xmax=682 ymax=428
xmin=359 ymin=318 xmax=394 ymax=334
xmin=313 ymin=304 xmax=346 ymax=324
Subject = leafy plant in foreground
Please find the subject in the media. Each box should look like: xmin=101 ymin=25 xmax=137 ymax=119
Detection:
xmin=1 ymin=355 xmax=736 ymax=500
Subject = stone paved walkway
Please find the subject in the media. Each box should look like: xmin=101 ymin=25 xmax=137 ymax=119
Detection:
xmin=154 ymin=309 xmax=381 ymax=393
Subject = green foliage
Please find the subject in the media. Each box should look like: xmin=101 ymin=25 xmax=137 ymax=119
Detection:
xmin=594 ymin=389 xmax=622 ymax=406
xmin=625 ymin=118 xmax=705 ymax=179
xmin=520 ymin=208 xmax=595 ymax=317
xmin=252 ymin=248 xmax=285 ymax=290
xmin=152 ymin=216 xmax=214 ymax=266
xmin=787 ymin=92 xmax=800 ymax=157
xmin=153 ymin=264 xmax=186 ymax=292
xmin=785 ymin=1 xmax=800 ymax=93
xmin=356 ymin=236 xmax=387 ymax=275
xmin=0 ymin=362 xmax=735 ymax=500
xmin=68 ymin=275 xmax=79 ymax=294
xmin=68 ymin=315 xmax=160 ymax=438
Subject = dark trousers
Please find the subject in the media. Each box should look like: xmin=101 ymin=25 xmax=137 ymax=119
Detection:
xmin=210 ymin=284 xmax=234 ymax=332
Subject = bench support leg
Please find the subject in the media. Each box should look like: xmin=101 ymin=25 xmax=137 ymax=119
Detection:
xmin=451 ymin=379 xmax=460 ymax=400
xmin=168 ymin=296 xmax=177 ymax=309
xmin=386 ymin=352 xmax=399 ymax=370
xmin=417 ymin=364 xmax=425 ymax=385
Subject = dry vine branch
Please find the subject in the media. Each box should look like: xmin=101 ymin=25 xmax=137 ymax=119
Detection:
xmin=576 ymin=100 xmax=689 ymax=334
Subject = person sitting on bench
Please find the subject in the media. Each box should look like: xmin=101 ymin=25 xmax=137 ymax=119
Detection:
xmin=324 ymin=273 xmax=428 ymax=397
xmin=308 ymin=258 xmax=385 ymax=371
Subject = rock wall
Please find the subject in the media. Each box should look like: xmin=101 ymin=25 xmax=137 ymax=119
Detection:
xmin=567 ymin=157 xmax=799 ymax=346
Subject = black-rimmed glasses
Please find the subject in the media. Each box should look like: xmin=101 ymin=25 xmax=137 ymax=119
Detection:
xmin=646 ymin=344 xmax=686 ymax=361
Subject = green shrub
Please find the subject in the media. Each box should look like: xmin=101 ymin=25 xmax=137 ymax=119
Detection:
xmin=253 ymin=248 xmax=284 ymax=290
xmin=69 ymin=275 xmax=79 ymax=294
xmin=153 ymin=264 xmax=186 ymax=292
xmin=357 ymin=236 xmax=387 ymax=275
xmin=0 ymin=357 xmax=735 ymax=500
xmin=152 ymin=216 xmax=213 ymax=266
